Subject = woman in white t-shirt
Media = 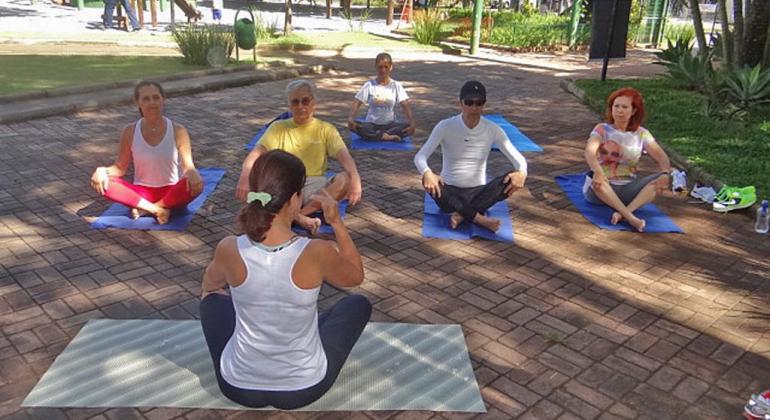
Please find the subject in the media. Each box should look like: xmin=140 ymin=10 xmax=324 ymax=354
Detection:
xmin=200 ymin=149 xmax=371 ymax=409
xmin=347 ymin=52 xmax=416 ymax=141
xmin=583 ymin=87 xmax=672 ymax=232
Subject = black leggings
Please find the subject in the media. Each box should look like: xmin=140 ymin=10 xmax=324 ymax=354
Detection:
xmin=199 ymin=293 xmax=372 ymax=409
xmin=431 ymin=174 xmax=510 ymax=221
xmin=352 ymin=121 xmax=410 ymax=141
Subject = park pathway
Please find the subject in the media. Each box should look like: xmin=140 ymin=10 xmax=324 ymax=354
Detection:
xmin=0 ymin=48 xmax=768 ymax=419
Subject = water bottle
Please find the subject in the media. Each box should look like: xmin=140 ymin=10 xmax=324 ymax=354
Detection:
xmin=756 ymin=200 xmax=769 ymax=234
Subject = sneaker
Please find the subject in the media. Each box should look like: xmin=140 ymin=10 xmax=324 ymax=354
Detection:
xmin=671 ymin=169 xmax=687 ymax=193
xmin=690 ymin=185 xmax=716 ymax=203
xmin=713 ymin=186 xmax=756 ymax=213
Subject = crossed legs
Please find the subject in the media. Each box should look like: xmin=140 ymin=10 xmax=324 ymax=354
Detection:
xmin=294 ymin=173 xmax=349 ymax=233
xmin=431 ymin=175 xmax=509 ymax=232
xmin=102 ymin=177 xmax=201 ymax=224
xmin=587 ymin=173 xmax=664 ymax=232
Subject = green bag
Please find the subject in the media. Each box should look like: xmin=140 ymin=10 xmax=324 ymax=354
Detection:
xmin=234 ymin=18 xmax=256 ymax=50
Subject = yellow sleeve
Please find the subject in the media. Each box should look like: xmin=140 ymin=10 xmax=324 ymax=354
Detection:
xmin=257 ymin=122 xmax=281 ymax=151
xmin=323 ymin=122 xmax=346 ymax=157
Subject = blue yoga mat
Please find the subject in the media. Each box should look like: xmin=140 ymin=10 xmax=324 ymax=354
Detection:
xmin=245 ymin=111 xmax=292 ymax=151
xmin=293 ymin=200 xmax=349 ymax=235
xmin=422 ymin=194 xmax=514 ymax=242
xmin=485 ymin=114 xmax=542 ymax=153
xmin=91 ymin=168 xmax=226 ymax=231
xmin=350 ymin=131 xmax=414 ymax=151
xmin=349 ymin=120 xmax=414 ymax=151
xmin=555 ymin=173 xmax=684 ymax=233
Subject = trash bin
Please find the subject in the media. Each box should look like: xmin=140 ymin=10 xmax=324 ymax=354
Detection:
xmin=234 ymin=17 xmax=256 ymax=50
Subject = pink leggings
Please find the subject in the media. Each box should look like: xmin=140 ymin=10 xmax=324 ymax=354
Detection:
xmin=102 ymin=177 xmax=198 ymax=210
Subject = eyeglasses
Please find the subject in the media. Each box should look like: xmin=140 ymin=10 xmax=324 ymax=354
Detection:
xmin=599 ymin=149 xmax=620 ymax=158
xmin=462 ymin=98 xmax=486 ymax=107
xmin=290 ymin=97 xmax=313 ymax=107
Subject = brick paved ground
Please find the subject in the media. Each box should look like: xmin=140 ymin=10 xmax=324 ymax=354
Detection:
xmin=1 ymin=49 xmax=769 ymax=419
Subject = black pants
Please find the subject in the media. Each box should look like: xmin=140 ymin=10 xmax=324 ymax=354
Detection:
xmin=352 ymin=121 xmax=409 ymax=141
xmin=200 ymin=293 xmax=372 ymax=409
xmin=431 ymin=175 xmax=509 ymax=222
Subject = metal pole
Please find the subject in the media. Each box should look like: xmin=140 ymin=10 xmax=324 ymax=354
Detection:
xmin=75 ymin=0 xmax=84 ymax=10
xmin=601 ymin=0 xmax=619 ymax=81
xmin=470 ymin=0 xmax=483 ymax=54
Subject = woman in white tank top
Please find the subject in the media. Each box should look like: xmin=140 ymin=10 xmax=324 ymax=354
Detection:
xmin=199 ymin=150 xmax=371 ymax=409
xmin=89 ymin=81 xmax=204 ymax=225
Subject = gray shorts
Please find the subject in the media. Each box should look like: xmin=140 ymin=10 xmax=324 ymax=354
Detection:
xmin=584 ymin=172 xmax=665 ymax=205
xmin=303 ymin=175 xmax=332 ymax=205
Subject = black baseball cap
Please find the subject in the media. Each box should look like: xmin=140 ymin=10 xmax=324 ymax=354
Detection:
xmin=460 ymin=80 xmax=486 ymax=100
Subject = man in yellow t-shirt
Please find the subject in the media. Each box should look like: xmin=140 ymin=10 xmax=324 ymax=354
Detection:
xmin=236 ymin=79 xmax=363 ymax=234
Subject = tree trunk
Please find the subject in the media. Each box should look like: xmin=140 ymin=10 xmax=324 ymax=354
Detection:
xmin=734 ymin=0 xmax=743 ymax=65
xmin=386 ymin=0 xmax=393 ymax=24
xmin=763 ymin=21 xmax=770 ymax=68
xmin=717 ymin=0 xmax=733 ymax=65
xmin=326 ymin=0 xmax=331 ymax=18
xmin=687 ymin=0 xmax=708 ymax=52
xmin=341 ymin=0 xmax=351 ymax=14
xmin=743 ymin=0 xmax=770 ymax=67
xmin=284 ymin=0 xmax=292 ymax=35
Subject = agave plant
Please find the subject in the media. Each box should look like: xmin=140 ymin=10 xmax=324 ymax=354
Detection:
xmin=654 ymin=37 xmax=693 ymax=66
xmin=722 ymin=65 xmax=770 ymax=114
xmin=663 ymin=49 xmax=714 ymax=91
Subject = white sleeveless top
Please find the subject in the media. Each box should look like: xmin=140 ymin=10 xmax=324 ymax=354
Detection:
xmin=131 ymin=117 xmax=180 ymax=187
xmin=220 ymin=235 xmax=328 ymax=391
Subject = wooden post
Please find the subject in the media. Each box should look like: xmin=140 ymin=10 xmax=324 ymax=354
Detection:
xmin=386 ymin=0 xmax=393 ymax=25
xmin=326 ymin=0 xmax=331 ymax=18
xmin=150 ymin=0 xmax=158 ymax=27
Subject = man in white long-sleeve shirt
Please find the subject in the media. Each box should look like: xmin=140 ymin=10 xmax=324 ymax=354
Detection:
xmin=414 ymin=81 xmax=528 ymax=232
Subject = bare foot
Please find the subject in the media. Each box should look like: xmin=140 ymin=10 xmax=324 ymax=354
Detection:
xmin=474 ymin=214 xmax=501 ymax=232
xmin=297 ymin=214 xmax=322 ymax=235
xmin=155 ymin=207 xmax=171 ymax=225
xmin=381 ymin=133 xmax=402 ymax=142
xmin=449 ymin=213 xmax=464 ymax=229
xmin=130 ymin=208 xmax=150 ymax=219
xmin=610 ymin=211 xmax=623 ymax=225
xmin=628 ymin=216 xmax=646 ymax=233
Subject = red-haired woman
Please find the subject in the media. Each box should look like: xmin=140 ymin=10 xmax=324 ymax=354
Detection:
xmin=583 ymin=87 xmax=671 ymax=232
xmin=199 ymin=149 xmax=371 ymax=409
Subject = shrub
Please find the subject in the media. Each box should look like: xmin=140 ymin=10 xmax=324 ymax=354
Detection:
xmin=663 ymin=50 xmax=714 ymax=91
xmin=173 ymin=24 xmax=235 ymax=66
xmin=663 ymin=22 xmax=695 ymax=46
xmin=413 ymin=8 xmax=445 ymax=45
xmin=654 ymin=37 xmax=694 ymax=66
xmin=722 ymin=65 xmax=770 ymax=116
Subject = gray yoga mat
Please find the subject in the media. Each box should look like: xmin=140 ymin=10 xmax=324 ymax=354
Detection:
xmin=23 ymin=319 xmax=485 ymax=412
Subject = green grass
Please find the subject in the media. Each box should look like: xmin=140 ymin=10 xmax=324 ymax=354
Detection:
xmin=576 ymin=78 xmax=770 ymax=200
xmin=265 ymin=31 xmax=442 ymax=51
xmin=0 ymin=55 xmax=204 ymax=95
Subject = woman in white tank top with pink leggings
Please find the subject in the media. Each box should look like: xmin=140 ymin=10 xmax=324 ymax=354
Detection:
xmin=199 ymin=149 xmax=371 ymax=409
xmin=89 ymin=81 xmax=204 ymax=224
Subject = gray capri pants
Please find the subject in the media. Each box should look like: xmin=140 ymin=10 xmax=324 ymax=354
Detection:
xmin=584 ymin=172 xmax=666 ymax=205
